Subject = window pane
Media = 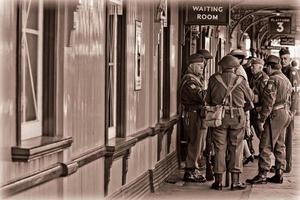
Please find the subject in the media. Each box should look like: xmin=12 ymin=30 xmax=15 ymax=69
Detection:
xmin=24 ymin=33 xmax=38 ymax=121
xmin=25 ymin=76 xmax=36 ymax=121
xmin=108 ymin=15 xmax=114 ymax=127
xmin=26 ymin=0 xmax=39 ymax=30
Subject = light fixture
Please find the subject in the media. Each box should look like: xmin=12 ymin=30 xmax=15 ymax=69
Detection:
xmin=272 ymin=9 xmax=282 ymax=16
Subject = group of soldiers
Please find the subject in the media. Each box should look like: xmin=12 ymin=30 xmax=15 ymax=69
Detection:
xmin=180 ymin=47 xmax=299 ymax=190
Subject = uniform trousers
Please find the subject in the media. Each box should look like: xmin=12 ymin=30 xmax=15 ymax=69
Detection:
xmin=211 ymin=109 xmax=246 ymax=174
xmin=184 ymin=110 xmax=207 ymax=169
xmin=285 ymin=118 xmax=294 ymax=170
xmin=250 ymin=110 xmax=261 ymax=139
xmin=258 ymin=109 xmax=291 ymax=172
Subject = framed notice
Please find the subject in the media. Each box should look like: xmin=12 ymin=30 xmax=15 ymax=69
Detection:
xmin=134 ymin=20 xmax=142 ymax=91
xmin=280 ymin=37 xmax=295 ymax=46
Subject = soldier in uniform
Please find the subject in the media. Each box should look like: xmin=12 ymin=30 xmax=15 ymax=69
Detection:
xmin=249 ymin=58 xmax=269 ymax=139
xmin=196 ymin=49 xmax=214 ymax=180
xmin=246 ymin=55 xmax=292 ymax=184
xmin=279 ymin=48 xmax=299 ymax=173
xmin=229 ymin=49 xmax=255 ymax=165
xmin=205 ymin=55 xmax=254 ymax=190
xmin=180 ymin=53 xmax=208 ymax=182
xmin=229 ymin=49 xmax=248 ymax=80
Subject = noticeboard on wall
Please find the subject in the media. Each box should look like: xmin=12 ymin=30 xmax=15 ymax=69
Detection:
xmin=134 ymin=20 xmax=142 ymax=91
xmin=280 ymin=36 xmax=295 ymax=46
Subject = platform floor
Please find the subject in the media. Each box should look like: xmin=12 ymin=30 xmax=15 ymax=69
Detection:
xmin=146 ymin=116 xmax=300 ymax=200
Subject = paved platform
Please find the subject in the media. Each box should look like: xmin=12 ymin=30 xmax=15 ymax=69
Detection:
xmin=146 ymin=116 xmax=300 ymax=200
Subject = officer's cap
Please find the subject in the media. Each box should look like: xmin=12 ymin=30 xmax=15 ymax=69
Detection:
xmin=218 ymin=55 xmax=240 ymax=69
xmin=229 ymin=49 xmax=247 ymax=59
xmin=279 ymin=48 xmax=290 ymax=56
xmin=197 ymin=49 xmax=213 ymax=59
xmin=265 ymin=55 xmax=280 ymax=64
xmin=188 ymin=53 xmax=204 ymax=64
xmin=251 ymin=58 xmax=264 ymax=65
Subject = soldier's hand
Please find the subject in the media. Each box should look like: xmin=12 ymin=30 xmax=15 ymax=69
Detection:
xmin=292 ymin=110 xmax=296 ymax=118
xmin=245 ymin=126 xmax=252 ymax=137
xmin=254 ymin=95 xmax=259 ymax=103
xmin=257 ymin=122 xmax=264 ymax=132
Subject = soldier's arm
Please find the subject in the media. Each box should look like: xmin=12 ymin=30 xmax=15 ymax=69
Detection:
xmin=205 ymin=78 xmax=212 ymax=105
xmin=290 ymin=68 xmax=299 ymax=87
xmin=259 ymin=79 xmax=277 ymax=123
xmin=289 ymin=68 xmax=299 ymax=112
xmin=258 ymin=76 xmax=269 ymax=98
xmin=261 ymin=76 xmax=269 ymax=90
xmin=183 ymin=79 xmax=206 ymax=104
xmin=241 ymin=79 xmax=254 ymax=110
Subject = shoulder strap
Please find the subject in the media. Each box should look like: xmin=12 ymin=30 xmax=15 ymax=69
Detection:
xmin=213 ymin=74 xmax=244 ymax=105
xmin=230 ymin=76 xmax=243 ymax=93
xmin=222 ymin=76 xmax=243 ymax=105
xmin=215 ymin=74 xmax=228 ymax=90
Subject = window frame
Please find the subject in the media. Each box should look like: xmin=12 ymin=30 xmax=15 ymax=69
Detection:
xmin=19 ymin=0 xmax=44 ymax=140
xmin=13 ymin=0 xmax=73 ymax=161
xmin=105 ymin=1 xmax=126 ymax=143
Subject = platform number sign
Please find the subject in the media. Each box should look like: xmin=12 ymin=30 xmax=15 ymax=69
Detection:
xmin=269 ymin=17 xmax=291 ymax=34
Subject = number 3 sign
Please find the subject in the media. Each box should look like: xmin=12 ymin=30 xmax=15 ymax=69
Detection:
xmin=269 ymin=17 xmax=291 ymax=34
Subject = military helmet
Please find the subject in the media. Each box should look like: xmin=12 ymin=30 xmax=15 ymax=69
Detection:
xmin=218 ymin=55 xmax=240 ymax=69
xmin=188 ymin=53 xmax=204 ymax=64
xmin=197 ymin=49 xmax=213 ymax=59
xmin=229 ymin=49 xmax=247 ymax=59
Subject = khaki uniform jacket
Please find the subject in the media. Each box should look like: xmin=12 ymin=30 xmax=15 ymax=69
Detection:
xmin=259 ymin=71 xmax=292 ymax=123
xmin=282 ymin=64 xmax=300 ymax=112
xmin=249 ymin=71 xmax=269 ymax=107
xmin=180 ymin=73 xmax=206 ymax=109
xmin=205 ymin=71 xmax=253 ymax=108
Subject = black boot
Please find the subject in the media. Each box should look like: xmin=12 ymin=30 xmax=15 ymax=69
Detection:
xmin=231 ymin=173 xmax=247 ymax=190
xmin=267 ymin=169 xmax=283 ymax=183
xmin=194 ymin=168 xmax=207 ymax=183
xmin=246 ymin=172 xmax=267 ymax=184
xmin=270 ymin=165 xmax=276 ymax=173
xmin=183 ymin=169 xmax=197 ymax=182
xmin=183 ymin=169 xmax=206 ymax=183
xmin=205 ymin=154 xmax=214 ymax=181
xmin=243 ymin=155 xmax=254 ymax=165
xmin=284 ymin=164 xmax=291 ymax=173
xmin=211 ymin=173 xmax=222 ymax=190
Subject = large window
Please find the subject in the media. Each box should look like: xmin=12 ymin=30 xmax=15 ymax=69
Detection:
xmin=106 ymin=1 xmax=125 ymax=139
xmin=107 ymin=4 xmax=118 ymax=139
xmin=157 ymin=3 xmax=170 ymax=121
xmin=19 ymin=0 xmax=44 ymax=140
xmin=13 ymin=0 xmax=73 ymax=161
xmin=17 ymin=0 xmax=56 ymax=141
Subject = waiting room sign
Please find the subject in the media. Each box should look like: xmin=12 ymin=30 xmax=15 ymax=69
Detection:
xmin=185 ymin=2 xmax=229 ymax=25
